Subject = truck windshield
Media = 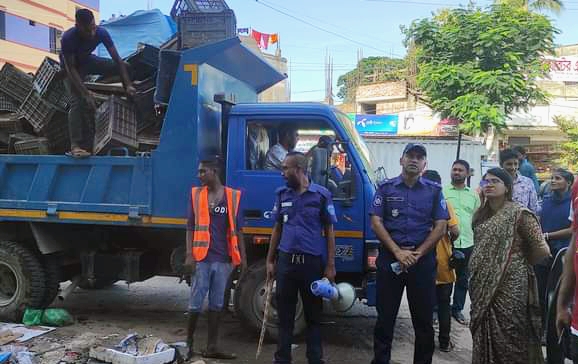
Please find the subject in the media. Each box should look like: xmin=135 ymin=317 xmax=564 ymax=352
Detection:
xmin=333 ymin=110 xmax=376 ymax=185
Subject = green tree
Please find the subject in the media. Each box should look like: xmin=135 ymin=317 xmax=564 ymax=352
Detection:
xmin=496 ymin=0 xmax=563 ymax=14
xmin=337 ymin=57 xmax=406 ymax=102
xmin=554 ymin=115 xmax=578 ymax=170
xmin=403 ymin=4 xmax=557 ymax=134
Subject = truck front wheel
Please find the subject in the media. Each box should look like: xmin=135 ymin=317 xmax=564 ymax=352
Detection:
xmin=234 ymin=261 xmax=306 ymax=340
xmin=0 ymin=241 xmax=46 ymax=320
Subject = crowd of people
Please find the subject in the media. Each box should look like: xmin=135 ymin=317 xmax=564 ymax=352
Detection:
xmin=183 ymin=140 xmax=578 ymax=364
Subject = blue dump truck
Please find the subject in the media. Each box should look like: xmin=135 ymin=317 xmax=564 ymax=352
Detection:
xmin=0 ymin=38 xmax=379 ymax=334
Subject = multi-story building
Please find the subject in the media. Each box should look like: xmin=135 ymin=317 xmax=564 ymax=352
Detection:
xmin=0 ymin=0 xmax=100 ymax=73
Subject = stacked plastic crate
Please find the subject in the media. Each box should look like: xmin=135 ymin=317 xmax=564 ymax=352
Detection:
xmin=172 ymin=0 xmax=237 ymax=50
xmin=0 ymin=44 xmax=164 ymax=156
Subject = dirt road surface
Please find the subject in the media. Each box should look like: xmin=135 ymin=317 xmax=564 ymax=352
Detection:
xmin=25 ymin=276 xmax=476 ymax=364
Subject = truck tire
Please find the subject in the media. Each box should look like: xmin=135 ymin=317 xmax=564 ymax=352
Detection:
xmin=0 ymin=241 xmax=46 ymax=320
xmin=78 ymin=278 xmax=118 ymax=290
xmin=40 ymin=257 xmax=61 ymax=308
xmin=545 ymin=280 xmax=565 ymax=364
xmin=234 ymin=261 xmax=306 ymax=340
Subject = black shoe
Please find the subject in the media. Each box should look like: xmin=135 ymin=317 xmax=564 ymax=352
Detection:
xmin=440 ymin=341 xmax=455 ymax=352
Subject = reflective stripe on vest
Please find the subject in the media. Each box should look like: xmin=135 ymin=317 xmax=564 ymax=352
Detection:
xmin=190 ymin=186 xmax=242 ymax=265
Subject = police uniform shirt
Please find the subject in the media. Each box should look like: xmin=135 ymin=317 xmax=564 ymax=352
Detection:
xmin=370 ymin=175 xmax=449 ymax=247
xmin=271 ymin=183 xmax=338 ymax=257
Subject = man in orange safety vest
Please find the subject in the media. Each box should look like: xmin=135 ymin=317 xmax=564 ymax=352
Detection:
xmin=184 ymin=157 xmax=247 ymax=361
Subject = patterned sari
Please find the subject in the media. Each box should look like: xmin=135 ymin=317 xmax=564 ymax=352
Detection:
xmin=470 ymin=202 xmax=550 ymax=364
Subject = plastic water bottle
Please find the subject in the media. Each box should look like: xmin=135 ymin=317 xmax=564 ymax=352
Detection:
xmin=310 ymin=278 xmax=339 ymax=300
xmin=391 ymin=261 xmax=403 ymax=275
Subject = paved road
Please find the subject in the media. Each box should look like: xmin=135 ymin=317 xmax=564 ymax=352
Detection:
xmin=30 ymin=276 xmax=474 ymax=364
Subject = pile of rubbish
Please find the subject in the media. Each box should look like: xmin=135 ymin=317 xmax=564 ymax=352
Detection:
xmin=90 ymin=334 xmax=176 ymax=364
xmin=0 ymin=44 xmax=163 ymax=156
xmin=0 ymin=330 xmax=198 ymax=364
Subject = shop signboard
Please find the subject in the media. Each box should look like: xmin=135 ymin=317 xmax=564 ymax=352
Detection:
xmin=543 ymin=56 xmax=578 ymax=82
xmin=354 ymin=114 xmax=398 ymax=136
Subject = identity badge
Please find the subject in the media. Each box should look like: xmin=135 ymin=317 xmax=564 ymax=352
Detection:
xmin=283 ymin=214 xmax=289 ymax=223
xmin=392 ymin=209 xmax=399 ymax=217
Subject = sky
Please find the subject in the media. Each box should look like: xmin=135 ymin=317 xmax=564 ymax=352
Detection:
xmin=100 ymin=0 xmax=578 ymax=102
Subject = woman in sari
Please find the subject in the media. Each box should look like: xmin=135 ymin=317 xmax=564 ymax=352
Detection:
xmin=470 ymin=168 xmax=551 ymax=364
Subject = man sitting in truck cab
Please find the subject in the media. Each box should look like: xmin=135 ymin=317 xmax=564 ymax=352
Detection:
xmin=60 ymin=8 xmax=135 ymax=158
xmin=264 ymin=125 xmax=298 ymax=170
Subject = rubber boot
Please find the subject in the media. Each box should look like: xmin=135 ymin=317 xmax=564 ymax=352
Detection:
xmin=186 ymin=311 xmax=200 ymax=361
xmin=202 ymin=310 xmax=237 ymax=360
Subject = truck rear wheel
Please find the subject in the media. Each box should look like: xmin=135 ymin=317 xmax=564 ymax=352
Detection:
xmin=0 ymin=241 xmax=46 ymax=320
xmin=234 ymin=261 xmax=306 ymax=340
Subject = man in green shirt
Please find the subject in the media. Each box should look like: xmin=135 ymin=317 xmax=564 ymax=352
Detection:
xmin=443 ymin=160 xmax=481 ymax=325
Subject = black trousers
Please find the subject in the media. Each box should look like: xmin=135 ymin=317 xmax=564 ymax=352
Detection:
xmin=436 ymin=283 xmax=453 ymax=347
xmin=452 ymin=246 xmax=473 ymax=314
xmin=372 ymin=251 xmax=436 ymax=364
xmin=275 ymin=252 xmax=324 ymax=364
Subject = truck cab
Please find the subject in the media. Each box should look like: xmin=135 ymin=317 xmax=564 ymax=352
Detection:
xmin=225 ymin=104 xmax=379 ymax=335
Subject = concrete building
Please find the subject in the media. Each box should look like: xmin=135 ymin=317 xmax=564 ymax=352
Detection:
xmin=355 ymin=80 xmax=415 ymax=115
xmin=0 ymin=0 xmax=100 ymax=73
xmin=240 ymin=35 xmax=289 ymax=102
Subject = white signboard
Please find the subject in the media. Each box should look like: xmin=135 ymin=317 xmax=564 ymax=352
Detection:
xmin=543 ymin=56 xmax=578 ymax=82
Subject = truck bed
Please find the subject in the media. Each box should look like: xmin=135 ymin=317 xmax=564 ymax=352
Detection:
xmin=0 ymin=154 xmax=155 ymax=226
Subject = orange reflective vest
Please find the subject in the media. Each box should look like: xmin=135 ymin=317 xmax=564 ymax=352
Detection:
xmin=190 ymin=186 xmax=242 ymax=266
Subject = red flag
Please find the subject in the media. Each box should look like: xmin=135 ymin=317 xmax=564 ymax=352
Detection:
xmin=251 ymin=29 xmax=262 ymax=46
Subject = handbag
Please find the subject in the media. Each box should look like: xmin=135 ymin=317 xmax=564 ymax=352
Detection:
xmin=448 ymin=246 xmax=466 ymax=270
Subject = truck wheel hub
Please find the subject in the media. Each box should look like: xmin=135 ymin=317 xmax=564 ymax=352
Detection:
xmin=0 ymin=263 xmax=18 ymax=306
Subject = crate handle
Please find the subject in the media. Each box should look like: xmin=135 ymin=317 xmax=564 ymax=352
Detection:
xmin=107 ymin=147 xmax=130 ymax=157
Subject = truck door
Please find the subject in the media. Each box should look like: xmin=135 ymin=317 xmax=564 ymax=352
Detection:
xmin=227 ymin=117 xmax=365 ymax=273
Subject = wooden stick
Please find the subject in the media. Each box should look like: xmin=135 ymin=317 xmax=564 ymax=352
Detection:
xmin=256 ymin=279 xmax=273 ymax=359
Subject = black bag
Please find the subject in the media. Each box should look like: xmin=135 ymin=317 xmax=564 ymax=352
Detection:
xmin=448 ymin=248 xmax=466 ymax=270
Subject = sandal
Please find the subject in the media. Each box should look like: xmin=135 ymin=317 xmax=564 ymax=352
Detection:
xmin=66 ymin=148 xmax=91 ymax=158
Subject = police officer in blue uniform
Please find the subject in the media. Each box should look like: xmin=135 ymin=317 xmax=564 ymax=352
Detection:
xmin=266 ymin=151 xmax=337 ymax=364
xmin=370 ymin=144 xmax=449 ymax=364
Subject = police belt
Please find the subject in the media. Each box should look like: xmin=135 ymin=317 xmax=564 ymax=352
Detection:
xmin=397 ymin=245 xmax=416 ymax=251
xmin=278 ymin=251 xmax=320 ymax=265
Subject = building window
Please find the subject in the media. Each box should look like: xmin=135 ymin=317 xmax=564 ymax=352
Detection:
xmin=508 ymin=136 xmax=531 ymax=146
xmin=50 ymin=27 xmax=63 ymax=54
xmin=0 ymin=11 xmax=5 ymax=40
xmin=360 ymin=103 xmax=377 ymax=114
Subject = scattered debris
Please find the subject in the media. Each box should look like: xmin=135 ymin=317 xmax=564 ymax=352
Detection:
xmin=90 ymin=334 xmax=174 ymax=364
xmin=0 ymin=324 xmax=55 ymax=343
xmin=0 ymin=331 xmax=23 ymax=346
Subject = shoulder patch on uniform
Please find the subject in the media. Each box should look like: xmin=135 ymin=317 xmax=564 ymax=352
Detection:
xmin=309 ymin=183 xmax=332 ymax=197
xmin=422 ymin=178 xmax=442 ymax=188
xmin=373 ymin=195 xmax=383 ymax=207
xmin=440 ymin=198 xmax=447 ymax=210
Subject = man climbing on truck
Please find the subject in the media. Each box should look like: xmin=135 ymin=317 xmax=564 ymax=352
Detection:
xmin=60 ymin=8 xmax=135 ymax=158
xmin=184 ymin=157 xmax=247 ymax=361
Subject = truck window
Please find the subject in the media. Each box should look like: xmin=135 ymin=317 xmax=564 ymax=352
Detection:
xmin=245 ymin=122 xmax=355 ymax=200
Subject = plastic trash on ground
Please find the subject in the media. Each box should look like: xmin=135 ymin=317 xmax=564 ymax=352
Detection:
xmin=22 ymin=309 xmax=73 ymax=327
xmin=90 ymin=334 xmax=175 ymax=364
